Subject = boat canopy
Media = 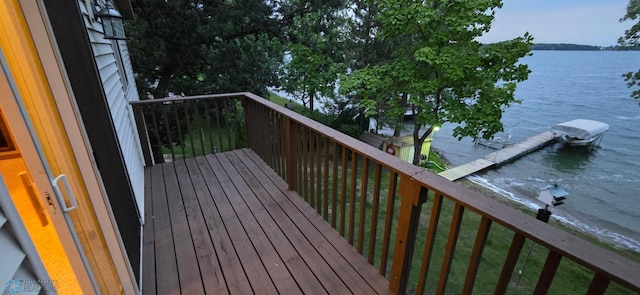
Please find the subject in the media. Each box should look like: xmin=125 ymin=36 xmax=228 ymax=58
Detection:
xmin=550 ymin=119 xmax=609 ymax=139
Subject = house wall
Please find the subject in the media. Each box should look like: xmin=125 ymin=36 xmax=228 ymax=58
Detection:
xmin=1 ymin=0 xmax=139 ymax=292
xmin=41 ymin=0 xmax=144 ymax=288
xmin=79 ymin=0 xmax=145 ymax=218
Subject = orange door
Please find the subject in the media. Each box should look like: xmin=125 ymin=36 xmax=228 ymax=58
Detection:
xmin=0 ymin=59 xmax=90 ymax=294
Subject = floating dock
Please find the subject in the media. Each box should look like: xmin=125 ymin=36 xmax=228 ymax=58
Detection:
xmin=438 ymin=131 xmax=556 ymax=181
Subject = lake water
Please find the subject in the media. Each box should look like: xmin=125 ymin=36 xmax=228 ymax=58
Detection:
xmin=428 ymin=51 xmax=640 ymax=251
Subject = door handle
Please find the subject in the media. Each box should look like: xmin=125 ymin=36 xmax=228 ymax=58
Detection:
xmin=52 ymin=174 xmax=78 ymax=212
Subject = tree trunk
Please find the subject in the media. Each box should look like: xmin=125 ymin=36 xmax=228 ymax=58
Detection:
xmin=412 ymin=123 xmax=422 ymax=165
xmin=309 ymin=91 xmax=315 ymax=111
xmin=412 ymin=125 xmax=433 ymax=165
xmin=154 ymin=61 xmax=177 ymax=98
xmin=412 ymin=138 xmax=424 ymax=165
xmin=394 ymin=92 xmax=409 ymax=137
xmin=393 ymin=124 xmax=402 ymax=137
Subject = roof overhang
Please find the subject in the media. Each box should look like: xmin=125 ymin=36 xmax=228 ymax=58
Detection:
xmin=113 ymin=0 xmax=134 ymax=19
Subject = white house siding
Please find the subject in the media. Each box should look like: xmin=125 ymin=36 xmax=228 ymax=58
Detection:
xmin=80 ymin=0 xmax=145 ymax=220
xmin=0 ymin=177 xmax=46 ymax=289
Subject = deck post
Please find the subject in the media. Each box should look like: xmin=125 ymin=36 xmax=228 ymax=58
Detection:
xmin=132 ymin=105 xmax=154 ymax=166
xmin=285 ymin=118 xmax=298 ymax=191
xmin=389 ymin=174 xmax=427 ymax=294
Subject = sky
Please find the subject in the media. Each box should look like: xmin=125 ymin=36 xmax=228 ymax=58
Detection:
xmin=477 ymin=0 xmax=633 ymax=46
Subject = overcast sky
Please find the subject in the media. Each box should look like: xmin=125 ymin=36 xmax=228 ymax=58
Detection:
xmin=477 ymin=0 xmax=633 ymax=46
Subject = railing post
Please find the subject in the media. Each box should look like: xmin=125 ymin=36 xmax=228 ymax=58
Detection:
xmin=285 ymin=118 xmax=297 ymax=191
xmin=389 ymin=174 xmax=427 ymax=294
xmin=132 ymin=105 xmax=154 ymax=166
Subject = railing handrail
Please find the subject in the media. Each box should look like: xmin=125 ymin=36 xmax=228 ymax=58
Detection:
xmin=129 ymin=92 xmax=250 ymax=105
xmin=411 ymin=170 xmax=640 ymax=291
xmin=131 ymin=92 xmax=640 ymax=293
xmin=241 ymin=92 xmax=427 ymax=174
xmin=240 ymin=92 xmax=640 ymax=292
xmin=131 ymin=92 xmax=427 ymax=175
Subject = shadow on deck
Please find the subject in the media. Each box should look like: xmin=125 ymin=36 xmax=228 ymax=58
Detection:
xmin=142 ymin=149 xmax=391 ymax=294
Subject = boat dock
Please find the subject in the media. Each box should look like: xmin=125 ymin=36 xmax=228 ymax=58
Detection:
xmin=438 ymin=131 xmax=556 ymax=181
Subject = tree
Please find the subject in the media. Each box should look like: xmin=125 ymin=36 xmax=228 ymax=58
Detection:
xmin=280 ymin=7 xmax=348 ymax=110
xmin=341 ymin=0 xmax=532 ymax=165
xmin=342 ymin=0 xmax=403 ymax=135
xmin=620 ymin=0 xmax=640 ymax=101
xmin=126 ymin=0 xmax=283 ymax=97
xmin=126 ymin=0 xmax=344 ymax=98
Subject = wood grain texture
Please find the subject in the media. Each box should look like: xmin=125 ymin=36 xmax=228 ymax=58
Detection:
xmin=142 ymin=150 xmax=392 ymax=294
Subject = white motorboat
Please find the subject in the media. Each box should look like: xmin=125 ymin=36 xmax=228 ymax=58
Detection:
xmin=550 ymin=119 xmax=609 ymax=147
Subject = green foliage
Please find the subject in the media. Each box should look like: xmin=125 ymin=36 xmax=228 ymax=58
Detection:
xmin=269 ymin=92 xmax=364 ymax=138
xmin=281 ymin=43 xmax=344 ymax=109
xmin=125 ymin=0 xmax=344 ymax=98
xmin=620 ymin=0 xmax=640 ymax=102
xmin=288 ymin=98 xmax=363 ymax=138
xmin=280 ymin=6 xmax=349 ymax=110
xmin=341 ymin=0 xmax=533 ymax=164
xmin=126 ymin=0 xmax=284 ymax=97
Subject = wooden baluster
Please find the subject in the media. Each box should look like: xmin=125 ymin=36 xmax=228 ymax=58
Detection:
xmin=358 ymin=157 xmax=369 ymax=254
xmin=331 ymin=141 xmax=339 ymax=228
xmin=586 ymin=272 xmax=610 ymax=295
xmin=348 ymin=152 xmax=358 ymax=245
xmin=323 ymin=137 xmax=329 ymax=220
xmin=213 ymin=100 xmax=224 ymax=153
xmin=380 ymin=171 xmax=398 ymax=276
xmin=309 ymin=131 xmax=316 ymax=210
xmin=495 ymin=232 xmax=526 ymax=294
xmin=204 ymin=100 xmax=215 ymax=154
xmin=416 ymin=193 xmax=444 ymax=294
xmin=285 ymin=118 xmax=297 ymax=191
xmin=368 ymin=164 xmax=382 ymax=264
xmin=436 ymin=203 xmax=465 ymax=294
xmin=534 ymin=250 xmax=563 ymax=294
xmin=339 ymin=145 xmax=347 ymax=237
xmin=462 ymin=216 xmax=493 ymax=295
xmin=161 ymin=105 xmax=176 ymax=161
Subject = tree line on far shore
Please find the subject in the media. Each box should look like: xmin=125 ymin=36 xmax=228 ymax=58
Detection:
xmin=531 ymin=43 xmax=640 ymax=51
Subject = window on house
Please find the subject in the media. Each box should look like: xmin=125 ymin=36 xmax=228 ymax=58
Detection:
xmin=111 ymin=40 xmax=129 ymax=94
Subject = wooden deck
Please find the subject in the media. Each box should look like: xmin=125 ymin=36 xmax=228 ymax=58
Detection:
xmin=439 ymin=131 xmax=556 ymax=181
xmin=142 ymin=149 xmax=392 ymax=294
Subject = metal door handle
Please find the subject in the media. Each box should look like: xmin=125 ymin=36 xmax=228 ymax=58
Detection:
xmin=52 ymin=174 xmax=77 ymax=212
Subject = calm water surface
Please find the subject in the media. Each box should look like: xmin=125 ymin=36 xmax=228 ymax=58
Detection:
xmin=429 ymin=51 xmax=640 ymax=250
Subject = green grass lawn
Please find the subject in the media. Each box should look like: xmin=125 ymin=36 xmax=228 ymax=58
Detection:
xmin=268 ymin=92 xmax=290 ymax=106
xmin=161 ymin=116 xmax=241 ymax=161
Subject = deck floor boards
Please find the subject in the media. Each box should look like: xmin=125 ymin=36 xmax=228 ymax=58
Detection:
xmin=143 ymin=149 xmax=392 ymax=294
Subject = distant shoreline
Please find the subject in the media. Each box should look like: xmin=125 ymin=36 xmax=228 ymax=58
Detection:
xmin=529 ymin=43 xmax=640 ymax=51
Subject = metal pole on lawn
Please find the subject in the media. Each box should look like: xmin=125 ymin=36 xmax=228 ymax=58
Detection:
xmin=516 ymin=240 xmax=536 ymax=286
xmin=517 ymin=184 xmax=569 ymax=286
xmin=516 ymin=204 xmax=550 ymax=286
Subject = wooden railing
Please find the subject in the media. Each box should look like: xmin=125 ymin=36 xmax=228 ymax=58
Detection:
xmin=130 ymin=94 xmax=244 ymax=165
xmin=131 ymin=93 xmax=640 ymax=294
